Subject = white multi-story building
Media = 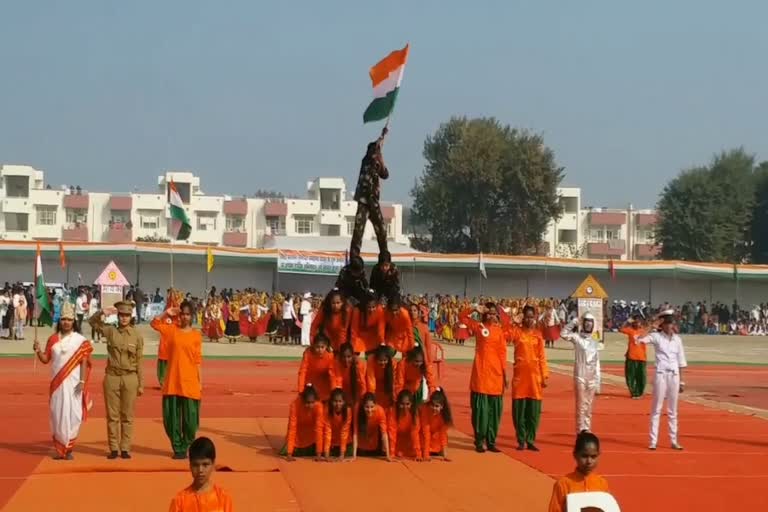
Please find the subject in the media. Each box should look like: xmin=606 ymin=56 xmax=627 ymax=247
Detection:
xmin=0 ymin=165 xmax=408 ymax=249
xmin=542 ymin=187 xmax=660 ymax=260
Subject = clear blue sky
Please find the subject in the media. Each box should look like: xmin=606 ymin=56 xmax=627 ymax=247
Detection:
xmin=2 ymin=1 xmax=767 ymax=208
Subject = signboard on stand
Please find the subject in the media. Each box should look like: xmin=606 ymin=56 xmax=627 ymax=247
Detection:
xmin=94 ymin=261 xmax=130 ymax=312
xmin=571 ymin=275 xmax=608 ymax=343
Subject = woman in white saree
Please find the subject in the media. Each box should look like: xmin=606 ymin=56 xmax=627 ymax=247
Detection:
xmin=33 ymin=302 xmax=93 ymax=460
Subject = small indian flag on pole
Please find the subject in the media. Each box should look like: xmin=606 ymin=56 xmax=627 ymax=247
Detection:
xmin=363 ymin=44 xmax=410 ymax=124
xmin=35 ymin=243 xmax=53 ymax=326
xmin=168 ymin=180 xmax=191 ymax=241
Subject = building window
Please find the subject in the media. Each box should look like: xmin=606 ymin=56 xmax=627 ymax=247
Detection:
xmin=346 ymin=217 xmax=355 ymax=236
xmin=138 ymin=209 xmax=161 ymax=229
xmin=320 ymin=189 xmax=341 ymax=210
xmin=294 ymin=215 xmax=314 ymax=235
xmin=65 ymin=208 xmax=87 ymax=226
xmin=386 ymin=220 xmax=394 ymax=239
xmin=197 ymin=213 xmax=217 ymax=231
xmin=167 ymin=181 xmax=191 ymax=204
xmin=5 ymin=176 xmax=30 ymax=198
xmin=4 ymin=212 xmax=29 ymax=232
xmin=225 ymin=215 xmax=245 ymax=232
xmin=266 ymin=216 xmax=286 ymax=236
xmin=589 ymin=227 xmax=620 ymax=242
xmin=110 ymin=212 xmax=130 ymax=225
xmin=36 ymin=206 xmax=57 ymax=226
xmin=637 ymin=229 xmax=654 ymax=244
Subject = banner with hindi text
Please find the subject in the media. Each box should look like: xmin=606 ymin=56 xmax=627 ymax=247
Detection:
xmin=277 ymin=250 xmax=345 ymax=276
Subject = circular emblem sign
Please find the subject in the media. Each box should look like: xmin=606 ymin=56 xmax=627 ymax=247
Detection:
xmin=108 ymin=270 xmax=117 ymax=281
xmin=586 ymin=286 xmax=593 ymax=295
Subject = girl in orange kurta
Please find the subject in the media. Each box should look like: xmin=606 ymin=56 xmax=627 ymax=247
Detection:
xmin=155 ymin=301 xmax=203 ymax=459
xmin=394 ymin=344 xmax=436 ymax=405
xmin=461 ymin=303 xmax=512 ymax=453
xmin=322 ymin=388 xmax=352 ymax=461
xmin=419 ymin=387 xmax=452 ymax=461
xmin=510 ymin=305 xmax=549 ymax=451
xmin=352 ymin=392 xmax=391 ymax=460
xmin=350 ymin=294 xmax=386 ymax=355
xmin=297 ymin=334 xmax=335 ymax=402
xmin=365 ymin=344 xmax=396 ymax=409
xmin=311 ymin=289 xmax=350 ymax=352
xmin=384 ymin=296 xmax=415 ymax=355
xmin=333 ymin=342 xmax=367 ymax=405
xmin=548 ymin=432 xmax=611 ymax=512
xmin=388 ymin=389 xmax=422 ymax=460
xmin=409 ymin=302 xmax=434 ymax=365
xmin=283 ymin=384 xmax=324 ymax=461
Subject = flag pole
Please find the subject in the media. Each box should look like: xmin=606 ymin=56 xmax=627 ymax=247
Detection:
xmin=170 ymin=239 xmax=174 ymax=290
xmin=33 ymin=244 xmax=38 ymax=372
xmin=204 ymin=247 xmax=209 ymax=298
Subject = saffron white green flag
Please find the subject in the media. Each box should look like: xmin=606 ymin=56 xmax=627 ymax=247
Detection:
xmin=168 ymin=180 xmax=191 ymax=241
xmin=35 ymin=243 xmax=53 ymax=326
xmin=479 ymin=252 xmax=487 ymax=279
xmin=363 ymin=44 xmax=410 ymax=123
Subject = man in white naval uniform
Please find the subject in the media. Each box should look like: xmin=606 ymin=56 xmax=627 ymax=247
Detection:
xmin=637 ymin=310 xmax=686 ymax=450
xmin=560 ymin=313 xmax=602 ymax=433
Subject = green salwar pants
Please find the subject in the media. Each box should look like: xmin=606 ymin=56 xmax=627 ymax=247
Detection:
xmin=512 ymin=398 xmax=542 ymax=445
xmin=157 ymin=359 xmax=168 ymax=387
xmin=470 ymin=392 xmax=503 ymax=449
xmin=162 ymin=395 xmax=200 ymax=455
xmin=625 ymin=359 xmax=647 ymax=397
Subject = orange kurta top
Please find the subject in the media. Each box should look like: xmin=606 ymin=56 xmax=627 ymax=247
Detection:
xmin=365 ymin=356 xmax=394 ymax=408
xmin=354 ymin=404 xmax=388 ymax=451
xmin=168 ymin=484 xmax=233 ymax=512
xmin=387 ymin=408 xmax=421 ymax=458
xmin=332 ymin=357 xmax=367 ymax=403
xmin=310 ymin=308 xmax=350 ymax=352
xmin=461 ymin=309 xmax=510 ymax=396
xmin=419 ymin=404 xmax=449 ymax=459
xmin=297 ymin=349 xmax=335 ymax=401
xmin=322 ymin=406 xmax=352 ymax=453
xmin=161 ymin=327 xmax=203 ymax=400
xmin=414 ymin=322 xmax=433 ymax=365
xmin=509 ymin=325 xmax=549 ymax=400
xmin=620 ymin=326 xmax=648 ymax=362
xmin=350 ymin=306 xmax=386 ymax=354
xmin=385 ymin=308 xmax=416 ymax=354
xmin=286 ymin=398 xmax=324 ymax=453
xmin=394 ymin=359 xmax=436 ymax=398
xmin=548 ymin=471 xmax=610 ymax=512
xmin=151 ymin=316 xmax=177 ymax=361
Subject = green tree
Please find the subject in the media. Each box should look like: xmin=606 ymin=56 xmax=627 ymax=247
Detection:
xmin=749 ymin=162 xmax=768 ymax=263
xmin=656 ymin=148 xmax=758 ymax=262
xmin=411 ymin=117 xmax=564 ymax=254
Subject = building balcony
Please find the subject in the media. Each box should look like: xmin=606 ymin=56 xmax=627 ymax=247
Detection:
xmin=62 ymin=224 xmax=88 ymax=242
xmin=636 ymin=213 xmax=657 ymax=227
xmin=63 ymin=194 xmax=89 ymax=209
xmin=107 ymin=223 xmax=133 ymax=243
xmin=109 ymin=196 xmax=132 ymax=211
xmin=635 ymin=243 xmax=660 ymax=259
xmin=223 ymin=199 xmax=248 ymax=216
xmin=588 ymin=240 xmax=626 ymax=257
xmin=223 ymin=231 xmax=248 ymax=247
xmin=382 ymin=205 xmax=395 ymax=220
xmin=264 ymin=201 xmax=287 ymax=216
xmin=588 ymin=212 xmax=626 ymax=225
xmin=320 ymin=210 xmax=343 ymax=225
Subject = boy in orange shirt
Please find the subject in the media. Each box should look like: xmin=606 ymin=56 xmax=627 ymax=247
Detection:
xmin=548 ymin=432 xmax=611 ymax=512
xmin=620 ymin=315 xmax=648 ymax=399
xmin=169 ymin=436 xmax=233 ymax=512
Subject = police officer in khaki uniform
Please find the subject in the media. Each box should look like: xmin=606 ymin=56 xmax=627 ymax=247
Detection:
xmin=92 ymin=301 xmax=144 ymax=459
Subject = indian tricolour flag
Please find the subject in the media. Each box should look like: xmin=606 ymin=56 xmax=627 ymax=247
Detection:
xmin=168 ymin=180 xmax=191 ymax=241
xmin=363 ymin=44 xmax=410 ymax=123
xmin=35 ymin=243 xmax=53 ymax=326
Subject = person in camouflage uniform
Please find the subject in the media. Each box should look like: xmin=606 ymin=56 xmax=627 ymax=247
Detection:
xmin=369 ymin=250 xmax=400 ymax=302
xmin=350 ymin=126 xmax=389 ymax=259
xmin=335 ymin=255 xmax=369 ymax=306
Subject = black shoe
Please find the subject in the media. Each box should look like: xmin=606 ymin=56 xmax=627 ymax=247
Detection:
xmin=516 ymin=443 xmax=525 ymax=451
xmin=107 ymin=451 xmax=119 ymax=460
xmin=526 ymin=443 xmax=540 ymax=452
xmin=120 ymin=451 xmax=131 ymax=459
xmin=475 ymin=446 xmax=486 ymax=453
xmin=65 ymin=452 xmax=74 ymax=460
xmin=487 ymin=445 xmax=502 ymax=453
xmin=172 ymin=452 xmax=186 ymax=460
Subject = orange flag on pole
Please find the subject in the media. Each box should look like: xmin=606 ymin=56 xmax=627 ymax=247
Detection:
xmin=58 ymin=242 xmax=67 ymax=269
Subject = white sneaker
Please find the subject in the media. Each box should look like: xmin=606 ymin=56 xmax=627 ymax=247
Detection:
xmin=671 ymin=443 xmax=683 ymax=451
xmin=648 ymin=445 xmax=656 ymax=451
